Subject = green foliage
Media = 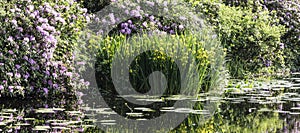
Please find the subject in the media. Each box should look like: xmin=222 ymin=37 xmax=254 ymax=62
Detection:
xmin=93 ymin=32 xmax=216 ymax=94
xmin=186 ymin=0 xmax=286 ymax=78
xmin=218 ymin=4 xmax=285 ymax=77
xmin=261 ymin=0 xmax=300 ymax=71
xmin=186 ymin=0 xmax=221 ymax=27
xmin=214 ymin=0 xmax=300 ymax=72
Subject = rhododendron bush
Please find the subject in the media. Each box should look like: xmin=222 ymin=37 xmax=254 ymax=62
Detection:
xmin=0 ymin=0 xmax=89 ymax=109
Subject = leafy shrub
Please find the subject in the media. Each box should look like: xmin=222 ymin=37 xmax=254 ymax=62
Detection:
xmin=186 ymin=0 xmax=286 ymax=78
xmin=186 ymin=0 xmax=221 ymax=27
xmin=218 ymin=4 xmax=285 ymax=77
xmin=259 ymin=1 xmax=300 ymax=71
xmin=215 ymin=0 xmax=300 ymax=72
xmin=0 ymin=0 xmax=89 ymax=109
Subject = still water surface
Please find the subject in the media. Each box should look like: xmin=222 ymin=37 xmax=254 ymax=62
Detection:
xmin=1 ymin=73 xmax=300 ymax=132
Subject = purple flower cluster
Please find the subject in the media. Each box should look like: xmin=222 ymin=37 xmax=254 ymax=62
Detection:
xmin=118 ymin=14 xmax=185 ymax=36
xmin=119 ymin=20 xmax=136 ymax=35
xmin=92 ymin=0 xmax=187 ymax=36
xmin=0 ymin=0 xmax=89 ymax=109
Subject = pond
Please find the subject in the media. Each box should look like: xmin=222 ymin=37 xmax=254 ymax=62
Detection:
xmin=1 ymin=73 xmax=300 ymax=132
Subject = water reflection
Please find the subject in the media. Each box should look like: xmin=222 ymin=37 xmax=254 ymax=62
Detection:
xmin=1 ymin=73 xmax=300 ymax=132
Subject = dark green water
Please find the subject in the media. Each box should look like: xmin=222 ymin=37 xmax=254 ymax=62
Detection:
xmin=1 ymin=73 xmax=300 ymax=132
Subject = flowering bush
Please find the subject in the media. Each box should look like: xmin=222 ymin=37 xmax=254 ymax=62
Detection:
xmin=109 ymin=14 xmax=186 ymax=36
xmin=0 ymin=0 xmax=89 ymax=109
xmin=85 ymin=0 xmax=195 ymax=37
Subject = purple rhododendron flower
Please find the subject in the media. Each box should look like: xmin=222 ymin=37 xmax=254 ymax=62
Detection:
xmin=53 ymin=84 xmax=58 ymax=89
xmin=169 ymin=30 xmax=175 ymax=34
xmin=23 ymin=37 xmax=29 ymax=43
xmin=65 ymin=72 xmax=72 ymax=77
xmin=121 ymin=22 xmax=128 ymax=28
xmin=8 ymin=50 xmax=14 ymax=54
xmin=125 ymin=28 xmax=131 ymax=35
xmin=7 ymin=36 xmax=14 ymax=42
xmin=8 ymin=86 xmax=13 ymax=92
xmin=48 ymin=80 xmax=53 ymax=86
xmin=15 ymin=73 xmax=21 ymax=78
xmin=146 ymin=1 xmax=155 ymax=7
xmin=17 ymin=27 xmax=23 ymax=32
xmin=30 ymin=66 xmax=36 ymax=70
xmin=149 ymin=15 xmax=155 ymax=21
xmin=24 ymin=73 xmax=30 ymax=79
xmin=11 ymin=19 xmax=17 ymax=25
xmin=85 ymin=81 xmax=90 ymax=86
xmin=7 ymin=73 xmax=13 ymax=77
xmin=43 ymin=88 xmax=49 ymax=94
xmin=16 ymin=115 xmax=23 ymax=120
xmin=28 ymin=5 xmax=34 ymax=11
xmin=45 ymin=70 xmax=50 ymax=76
xmin=38 ymin=17 xmax=48 ymax=23
xmin=29 ymin=35 xmax=35 ymax=41
xmin=120 ymin=29 xmax=126 ymax=34
xmin=128 ymin=20 xmax=132 ymax=24
xmin=16 ymin=86 xmax=22 ymax=90
xmin=53 ymin=73 xmax=58 ymax=78
xmin=130 ymin=10 xmax=141 ymax=18
xmin=36 ymin=26 xmax=43 ymax=32
xmin=29 ymin=59 xmax=36 ymax=65
xmin=0 ymin=0 xmax=90 ymax=116
xmin=142 ymin=22 xmax=147 ymax=27
xmin=178 ymin=25 xmax=184 ymax=30
xmin=23 ymin=56 xmax=28 ymax=61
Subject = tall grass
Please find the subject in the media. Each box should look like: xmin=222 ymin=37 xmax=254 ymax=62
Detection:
xmin=95 ymin=28 xmax=225 ymax=96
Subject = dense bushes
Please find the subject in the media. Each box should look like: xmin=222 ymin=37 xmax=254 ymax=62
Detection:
xmin=80 ymin=0 xmax=300 ymax=76
xmin=0 ymin=0 xmax=89 ymax=109
xmin=221 ymin=0 xmax=300 ymax=73
xmin=218 ymin=4 xmax=285 ymax=77
xmin=220 ymin=0 xmax=300 ymax=72
xmin=186 ymin=0 xmax=286 ymax=78
xmin=260 ymin=1 xmax=300 ymax=71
